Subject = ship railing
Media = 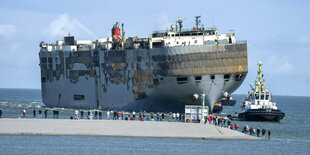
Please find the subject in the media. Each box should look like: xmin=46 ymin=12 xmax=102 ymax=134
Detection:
xmin=236 ymin=40 xmax=247 ymax=44
xmin=152 ymin=27 xmax=217 ymax=34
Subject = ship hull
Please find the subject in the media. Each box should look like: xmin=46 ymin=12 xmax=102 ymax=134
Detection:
xmin=39 ymin=43 xmax=248 ymax=112
xmin=237 ymin=109 xmax=285 ymax=122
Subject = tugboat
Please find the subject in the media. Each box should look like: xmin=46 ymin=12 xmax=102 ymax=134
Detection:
xmin=236 ymin=61 xmax=285 ymax=122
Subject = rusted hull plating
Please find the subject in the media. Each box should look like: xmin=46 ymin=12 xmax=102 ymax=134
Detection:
xmin=39 ymin=43 xmax=247 ymax=112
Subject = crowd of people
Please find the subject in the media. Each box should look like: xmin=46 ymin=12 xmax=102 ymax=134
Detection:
xmin=202 ymin=114 xmax=271 ymax=138
xmin=241 ymin=125 xmax=271 ymax=139
xmin=202 ymin=114 xmax=239 ymax=130
xmin=20 ymin=109 xmax=58 ymax=119
xmin=70 ymin=110 xmax=186 ymax=122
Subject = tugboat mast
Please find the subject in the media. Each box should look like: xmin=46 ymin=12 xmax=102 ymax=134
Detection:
xmin=255 ymin=61 xmax=266 ymax=93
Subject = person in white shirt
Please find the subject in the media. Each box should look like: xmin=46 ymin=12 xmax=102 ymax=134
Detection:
xmin=107 ymin=110 xmax=110 ymax=120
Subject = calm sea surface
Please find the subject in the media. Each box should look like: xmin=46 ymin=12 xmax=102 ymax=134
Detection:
xmin=0 ymin=88 xmax=309 ymax=154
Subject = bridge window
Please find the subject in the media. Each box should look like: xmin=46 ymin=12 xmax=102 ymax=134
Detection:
xmin=266 ymin=95 xmax=269 ymax=100
xmin=260 ymin=94 xmax=265 ymax=100
xmin=224 ymin=74 xmax=230 ymax=79
xmin=255 ymin=94 xmax=259 ymax=100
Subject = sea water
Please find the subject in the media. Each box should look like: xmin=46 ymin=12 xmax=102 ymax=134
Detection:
xmin=0 ymin=88 xmax=309 ymax=154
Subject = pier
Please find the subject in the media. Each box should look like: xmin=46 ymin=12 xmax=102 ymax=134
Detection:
xmin=0 ymin=119 xmax=262 ymax=140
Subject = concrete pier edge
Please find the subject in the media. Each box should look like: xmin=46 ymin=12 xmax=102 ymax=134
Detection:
xmin=0 ymin=119 xmax=264 ymax=140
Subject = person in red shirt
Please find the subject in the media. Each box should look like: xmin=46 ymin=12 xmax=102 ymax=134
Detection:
xmin=234 ymin=123 xmax=238 ymax=130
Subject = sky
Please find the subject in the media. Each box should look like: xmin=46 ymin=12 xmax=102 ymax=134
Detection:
xmin=0 ymin=0 xmax=309 ymax=96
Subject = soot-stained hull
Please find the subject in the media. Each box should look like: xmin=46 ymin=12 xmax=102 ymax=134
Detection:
xmin=39 ymin=43 xmax=247 ymax=112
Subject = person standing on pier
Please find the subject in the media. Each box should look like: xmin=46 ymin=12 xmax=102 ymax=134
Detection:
xmin=139 ymin=112 xmax=142 ymax=121
xmin=150 ymin=112 xmax=154 ymax=121
xmin=44 ymin=109 xmax=48 ymax=119
xmin=107 ymin=110 xmax=110 ymax=120
xmin=74 ymin=110 xmax=79 ymax=120
xmin=268 ymin=130 xmax=271 ymax=139
xmin=33 ymin=109 xmax=36 ymax=118
xmin=156 ymin=113 xmax=160 ymax=121
xmin=88 ymin=111 xmax=91 ymax=119
xmin=132 ymin=111 xmax=136 ymax=120
xmin=56 ymin=110 xmax=59 ymax=119
xmin=99 ymin=111 xmax=102 ymax=119
xmin=207 ymin=115 xmax=211 ymax=124
xmin=161 ymin=112 xmax=165 ymax=121
xmin=80 ymin=111 xmax=84 ymax=119
xmin=172 ymin=113 xmax=176 ymax=121
xmin=262 ymin=128 xmax=266 ymax=137
xmin=227 ymin=120 xmax=231 ymax=127
xmin=250 ymin=127 xmax=253 ymax=135
xmin=38 ymin=109 xmax=42 ymax=118
xmin=94 ymin=110 xmax=98 ymax=119
xmin=52 ymin=110 xmax=55 ymax=118
xmin=0 ymin=108 xmax=2 ymax=118
xmin=234 ymin=123 xmax=238 ymax=130
xmin=22 ymin=109 xmax=26 ymax=118
xmin=257 ymin=128 xmax=260 ymax=137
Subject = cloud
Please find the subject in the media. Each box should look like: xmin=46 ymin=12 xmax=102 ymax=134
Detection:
xmin=0 ymin=25 xmax=16 ymax=38
xmin=43 ymin=13 xmax=96 ymax=39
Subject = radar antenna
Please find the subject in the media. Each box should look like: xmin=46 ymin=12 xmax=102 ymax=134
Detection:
xmin=195 ymin=16 xmax=201 ymax=29
xmin=177 ymin=17 xmax=186 ymax=32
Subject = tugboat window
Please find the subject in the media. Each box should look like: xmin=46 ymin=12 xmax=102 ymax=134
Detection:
xmin=261 ymin=94 xmax=265 ymax=100
xmin=266 ymin=95 xmax=269 ymax=100
xmin=255 ymin=94 xmax=259 ymax=100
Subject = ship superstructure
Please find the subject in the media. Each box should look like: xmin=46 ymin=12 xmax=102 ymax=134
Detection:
xmin=39 ymin=16 xmax=248 ymax=112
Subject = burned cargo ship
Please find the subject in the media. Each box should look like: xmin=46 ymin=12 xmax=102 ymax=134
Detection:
xmin=39 ymin=16 xmax=248 ymax=112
